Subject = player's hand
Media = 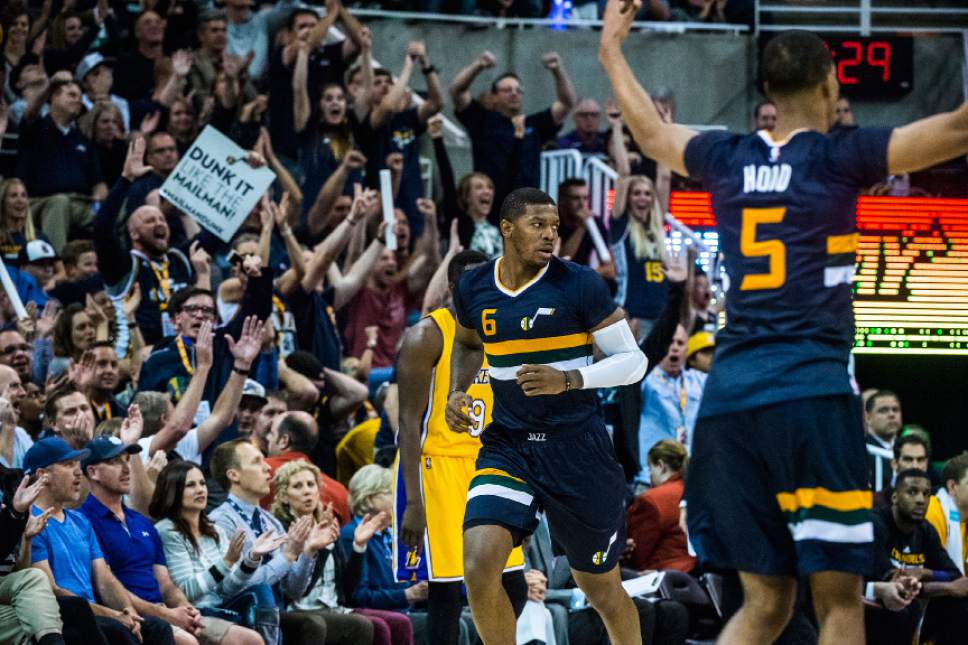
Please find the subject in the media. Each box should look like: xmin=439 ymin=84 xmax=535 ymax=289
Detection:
xmin=400 ymin=503 xmax=426 ymax=552
xmin=516 ymin=364 xmax=574 ymax=397
xmin=445 ymin=391 xmax=473 ymax=434
xmin=601 ymin=0 xmax=641 ymax=50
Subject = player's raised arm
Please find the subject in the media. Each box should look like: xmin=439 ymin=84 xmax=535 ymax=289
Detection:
xmin=598 ymin=0 xmax=697 ymax=177
xmin=396 ymin=321 xmax=444 ymax=551
xmin=445 ymin=321 xmax=485 ymax=433
xmin=887 ymin=102 xmax=968 ymax=175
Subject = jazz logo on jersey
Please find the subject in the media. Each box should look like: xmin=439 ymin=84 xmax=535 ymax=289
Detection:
xmin=405 ymin=547 xmax=422 ymax=570
xmin=521 ymin=307 xmax=555 ymax=331
xmin=592 ymin=551 xmax=606 ymax=566
xmin=743 ymin=164 xmax=791 ymax=194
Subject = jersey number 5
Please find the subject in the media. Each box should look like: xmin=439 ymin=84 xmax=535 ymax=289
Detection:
xmin=740 ymin=207 xmax=787 ymax=291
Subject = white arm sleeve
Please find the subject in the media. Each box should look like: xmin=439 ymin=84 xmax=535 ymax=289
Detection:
xmin=577 ymin=319 xmax=648 ymax=389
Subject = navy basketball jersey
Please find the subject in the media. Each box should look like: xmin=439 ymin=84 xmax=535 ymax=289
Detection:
xmin=683 ymin=126 xmax=892 ymax=417
xmin=453 ymin=256 xmax=616 ymax=433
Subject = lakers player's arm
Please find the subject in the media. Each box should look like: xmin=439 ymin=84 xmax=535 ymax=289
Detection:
xmin=396 ymin=319 xmax=444 ymax=549
xmin=598 ymin=0 xmax=697 ymax=177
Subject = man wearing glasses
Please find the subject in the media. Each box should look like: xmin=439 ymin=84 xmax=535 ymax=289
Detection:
xmin=557 ymin=98 xmax=608 ymax=154
xmin=449 ymin=49 xmax=577 ymax=219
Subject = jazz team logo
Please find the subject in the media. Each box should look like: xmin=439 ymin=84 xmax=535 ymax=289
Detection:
xmin=592 ymin=551 xmax=606 ymax=566
xmin=521 ymin=307 xmax=555 ymax=331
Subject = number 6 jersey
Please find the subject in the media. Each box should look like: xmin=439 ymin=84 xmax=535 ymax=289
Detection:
xmin=683 ymin=126 xmax=893 ymax=417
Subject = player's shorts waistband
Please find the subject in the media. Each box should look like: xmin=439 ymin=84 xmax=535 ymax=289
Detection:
xmin=483 ymin=420 xmax=607 ymax=444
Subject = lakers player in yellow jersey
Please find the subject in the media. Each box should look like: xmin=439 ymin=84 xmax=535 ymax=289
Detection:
xmin=394 ymin=251 xmax=527 ymax=644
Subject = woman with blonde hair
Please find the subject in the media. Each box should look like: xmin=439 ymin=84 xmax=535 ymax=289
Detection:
xmin=271 ymin=459 xmax=412 ymax=645
xmin=610 ymin=173 xmax=671 ymax=339
xmin=0 ymin=177 xmax=48 ymax=266
xmin=339 ymin=465 xmax=430 ymax=644
xmin=626 ymin=439 xmax=695 ymax=573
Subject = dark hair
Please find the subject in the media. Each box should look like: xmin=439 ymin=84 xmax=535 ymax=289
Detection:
xmin=447 ymin=250 xmax=488 ymax=288
xmin=210 ymin=439 xmax=248 ymax=491
xmin=146 ymin=130 xmax=175 ymax=154
xmin=893 ymin=433 xmax=929 ymax=461
xmin=53 ymin=303 xmax=89 ymax=359
xmin=286 ymin=8 xmax=318 ymax=30
xmin=942 ymin=453 xmax=968 ymax=489
xmin=47 ymin=78 xmax=80 ymax=104
xmin=374 ymin=68 xmax=392 ymax=80
xmin=490 ymin=72 xmax=520 ymax=95
xmin=61 ymin=239 xmax=95 ymax=268
xmin=558 ymin=178 xmax=587 ymax=195
xmin=285 ymin=351 xmax=323 ymax=381
xmin=277 ymin=414 xmax=317 ymax=454
xmin=197 ymin=10 xmax=227 ymax=29
xmin=149 ymin=461 xmax=220 ymax=552
xmin=8 ymin=53 xmax=40 ymax=92
xmin=760 ymin=31 xmax=833 ymax=98
xmin=753 ymin=100 xmax=775 ymax=119
xmin=895 ymin=468 xmax=930 ymax=491
xmin=43 ymin=383 xmax=82 ymax=425
xmin=865 ymin=389 xmax=899 ymax=414
xmin=168 ymin=287 xmax=214 ymax=315
xmin=498 ymin=188 xmax=556 ymax=223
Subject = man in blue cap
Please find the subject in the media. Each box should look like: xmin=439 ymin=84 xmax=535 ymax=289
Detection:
xmin=81 ymin=435 xmax=242 ymax=645
xmin=24 ymin=437 xmax=175 ymax=645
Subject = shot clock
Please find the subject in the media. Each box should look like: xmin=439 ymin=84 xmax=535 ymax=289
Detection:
xmin=759 ymin=34 xmax=914 ymax=99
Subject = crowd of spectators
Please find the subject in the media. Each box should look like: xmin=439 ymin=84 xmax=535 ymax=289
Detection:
xmin=0 ymin=0 xmax=962 ymax=644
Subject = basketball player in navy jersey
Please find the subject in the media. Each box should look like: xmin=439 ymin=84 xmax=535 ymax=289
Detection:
xmin=600 ymin=1 xmax=968 ymax=643
xmin=446 ymin=188 xmax=648 ymax=644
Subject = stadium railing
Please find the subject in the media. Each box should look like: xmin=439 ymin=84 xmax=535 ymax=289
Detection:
xmin=756 ymin=0 xmax=968 ymax=34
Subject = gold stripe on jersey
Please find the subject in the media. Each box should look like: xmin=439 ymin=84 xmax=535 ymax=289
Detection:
xmin=421 ymin=308 xmax=494 ymax=458
xmin=483 ymin=332 xmax=593 ymax=356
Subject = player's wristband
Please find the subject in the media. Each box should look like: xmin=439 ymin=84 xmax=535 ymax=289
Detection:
xmin=932 ymin=570 xmax=958 ymax=582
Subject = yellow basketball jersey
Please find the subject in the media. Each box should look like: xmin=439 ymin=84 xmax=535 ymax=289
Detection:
xmin=420 ymin=308 xmax=493 ymax=458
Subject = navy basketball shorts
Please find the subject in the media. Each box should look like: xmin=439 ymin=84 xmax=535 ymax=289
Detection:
xmin=463 ymin=422 xmax=628 ymax=574
xmin=685 ymin=394 xmax=873 ymax=578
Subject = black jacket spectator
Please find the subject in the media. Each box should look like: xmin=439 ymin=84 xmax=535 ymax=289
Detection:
xmin=16 ymin=114 xmax=103 ymax=197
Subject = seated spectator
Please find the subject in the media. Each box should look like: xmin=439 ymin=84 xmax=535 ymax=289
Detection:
xmin=188 ymin=12 xmax=256 ymax=110
xmin=338 ymin=465 xmax=429 ymax=635
xmin=2 ymin=5 xmax=35 ymax=85
xmin=24 ymin=437 xmax=176 ymax=644
xmin=17 ymin=78 xmax=106 ymax=253
xmin=43 ymin=385 xmax=96 ymax=450
xmin=51 ymin=303 xmax=103 ymax=377
xmin=636 ymin=324 xmax=706 ymax=485
xmin=76 ymin=54 xmax=131 ymax=133
xmin=79 ymin=101 xmax=128 ymax=187
xmin=60 ymin=239 xmax=99 ymax=281
xmin=168 ymin=98 xmax=199 ymax=156
xmin=926 ymin=453 xmax=968 ymax=574
xmin=834 ymin=96 xmax=855 ymax=128
xmin=271 ymin=459 xmax=403 ymax=643
xmin=524 ymin=513 xmax=688 ymax=645
xmin=449 ymin=50 xmax=574 ymax=217
xmin=866 ymin=389 xmax=904 ymax=490
xmin=261 ymin=411 xmax=351 ymax=526
xmin=84 ymin=342 xmax=125 ymax=423
xmin=557 ymin=98 xmax=607 ymax=154
xmin=222 ymin=0 xmax=298 ymax=83
xmin=0 ymin=461 xmax=69 ymax=645
xmin=209 ymin=438 xmax=343 ymax=643
xmin=151 ymin=461 xmax=280 ymax=644
xmin=237 ymin=380 xmax=267 ymax=441
xmin=873 ymin=432 xmax=930 ymax=508
xmin=752 ymin=99 xmax=776 ymax=132
xmin=0 ymin=177 xmax=51 ymax=268
xmin=610 ymin=175 xmax=669 ymax=340
xmin=687 ymin=269 xmax=715 ymax=334
xmin=869 ymin=468 xmax=968 ymax=645
xmin=18 ymin=239 xmax=58 ymax=301
xmin=8 ymin=55 xmax=49 ymax=127
xmin=0 ymin=384 xmax=31 ymax=469
xmin=685 ymin=331 xmax=714 ymax=373
xmin=0 ymin=329 xmax=35 ymax=389
xmin=626 ymin=439 xmax=695 ymax=573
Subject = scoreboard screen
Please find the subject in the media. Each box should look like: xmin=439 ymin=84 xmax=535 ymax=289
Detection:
xmin=667 ymin=192 xmax=968 ymax=355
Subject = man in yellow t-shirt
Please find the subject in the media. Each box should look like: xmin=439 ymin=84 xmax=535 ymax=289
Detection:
xmin=926 ymin=453 xmax=968 ymax=574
